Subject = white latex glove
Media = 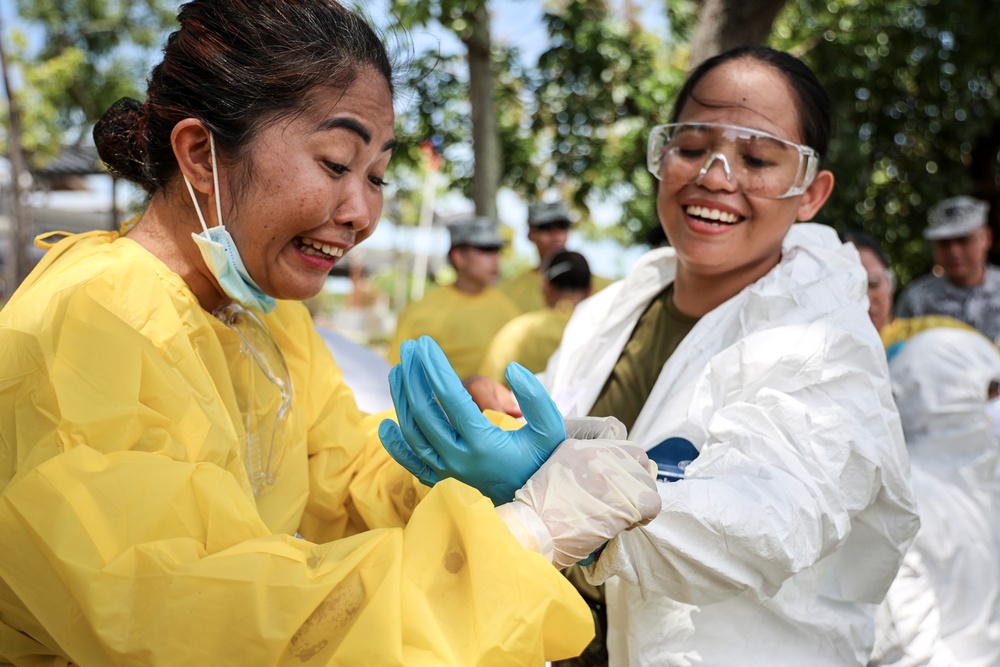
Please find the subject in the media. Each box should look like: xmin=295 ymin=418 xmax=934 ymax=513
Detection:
xmin=563 ymin=416 xmax=627 ymax=440
xmin=495 ymin=438 xmax=660 ymax=569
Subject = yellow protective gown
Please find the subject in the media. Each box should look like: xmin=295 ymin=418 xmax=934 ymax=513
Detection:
xmin=388 ymin=285 xmax=519 ymax=379
xmin=0 ymin=230 xmax=592 ymax=666
xmin=478 ymin=302 xmax=574 ymax=386
xmin=880 ymin=314 xmax=980 ymax=354
xmin=499 ymin=268 xmax=614 ymax=314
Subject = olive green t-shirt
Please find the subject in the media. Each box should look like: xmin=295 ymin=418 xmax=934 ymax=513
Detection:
xmin=588 ymin=283 xmax=700 ymax=432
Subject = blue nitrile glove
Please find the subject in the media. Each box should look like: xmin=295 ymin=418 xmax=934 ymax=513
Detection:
xmin=378 ymin=336 xmax=566 ymax=505
xmin=577 ymin=546 xmax=605 ymax=567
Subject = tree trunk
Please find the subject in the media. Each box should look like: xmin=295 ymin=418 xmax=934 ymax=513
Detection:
xmin=0 ymin=11 xmax=33 ymax=296
xmin=463 ymin=3 xmax=500 ymax=220
xmin=688 ymin=0 xmax=790 ymax=68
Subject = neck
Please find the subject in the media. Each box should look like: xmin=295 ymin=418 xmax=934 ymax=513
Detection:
xmin=126 ymin=186 xmax=229 ymax=312
xmin=950 ymin=265 xmax=987 ymax=288
xmin=453 ymin=273 xmax=487 ymax=295
xmin=672 ymin=255 xmax=780 ymax=317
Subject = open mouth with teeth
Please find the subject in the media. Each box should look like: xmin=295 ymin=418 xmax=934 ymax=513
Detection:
xmin=685 ymin=205 xmax=743 ymax=226
xmin=295 ymin=236 xmax=345 ymax=259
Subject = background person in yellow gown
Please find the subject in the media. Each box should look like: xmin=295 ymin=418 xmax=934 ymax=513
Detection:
xmin=0 ymin=2 xmax=659 ymax=664
xmin=500 ymin=199 xmax=612 ymax=313
xmin=479 ymin=249 xmax=593 ymax=386
xmin=389 ymin=216 xmax=520 ymax=378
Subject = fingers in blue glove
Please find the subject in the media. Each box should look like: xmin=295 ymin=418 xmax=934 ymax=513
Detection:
xmin=411 ymin=336 xmax=497 ymax=444
xmin=505 ymin=362 xmax=566 ymax=451
xmin=400 ymin=339 xmax=467 ymax=454
xmin=388 ymin=358 xmax=449 ymax=472
xmin=378 ymin=418 xmax=440 ymax=487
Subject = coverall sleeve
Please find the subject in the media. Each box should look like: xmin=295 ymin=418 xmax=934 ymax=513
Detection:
xmin=0 ymin=288 xmax=593 ymax=665
xmin=869 ymin=549 xmax=954 ymax=667
xmin=590 ymin=317 xmax=917 ymax=605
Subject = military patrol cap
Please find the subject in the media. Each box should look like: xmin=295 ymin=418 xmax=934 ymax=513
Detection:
xmin=923 ymin=196 xmax=990 ymax=241
xmin=527 ymin=201 xmax=573 ymax=230
xmin=448 ymin=216 xmax=506 ymax=249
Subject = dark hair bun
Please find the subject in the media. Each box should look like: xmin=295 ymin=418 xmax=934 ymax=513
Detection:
xmin=93 ymin=97 xmax=155 ymax=192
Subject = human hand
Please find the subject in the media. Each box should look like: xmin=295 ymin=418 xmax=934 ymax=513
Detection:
xmin=463 ymin=374 xmax=522 ymax=417
xmin=378 ymin=336 xmax=566 ymax=505
xmin=564 ymin=415 xmax=627 ymax=440
xmin=496 ymin=438 xmax=661 ymax=569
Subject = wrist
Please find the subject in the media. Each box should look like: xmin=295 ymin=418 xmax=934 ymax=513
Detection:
xmin=495 ymin=501 xmax=554 ymax=563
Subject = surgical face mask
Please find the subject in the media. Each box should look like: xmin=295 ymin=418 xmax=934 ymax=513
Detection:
xmin=216 ymin=302 xmax=292 ymax=495
xmin=986 ymin=396 xmax=1000 ymax=438
xmin=184 ymin=133 xmax=276 ymax=314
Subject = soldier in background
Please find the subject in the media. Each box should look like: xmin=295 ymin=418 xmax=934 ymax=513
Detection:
xmin=895 ymin=196 xmax=1000 ymax=341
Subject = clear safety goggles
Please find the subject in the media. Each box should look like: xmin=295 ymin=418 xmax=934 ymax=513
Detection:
xmin=646 ymin=122 xmax=820 ymax=199
xmin=215 ymin=303 xmax=293 ymax=496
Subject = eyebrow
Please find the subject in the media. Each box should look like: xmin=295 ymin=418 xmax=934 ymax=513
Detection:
xmin=319 ymin=116 xmax=397 ymax=152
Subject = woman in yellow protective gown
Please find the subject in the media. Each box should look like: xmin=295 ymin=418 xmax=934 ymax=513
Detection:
xmin=0 ymin=1 xmax=658 ymax=664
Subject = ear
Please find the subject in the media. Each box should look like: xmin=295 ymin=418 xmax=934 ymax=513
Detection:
xmin=170 ymin=118 xmax=215 ymax=195
xmin=796 ymin=169 xmax=835 ymax=222
xmin=541 ymin=281 xmax=556 ymax=303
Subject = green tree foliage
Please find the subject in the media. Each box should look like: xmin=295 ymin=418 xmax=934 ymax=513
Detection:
xmin=389 ymin=46 xmax=537 ymax=208
xmin=532 ymin=0 xmax=695 ymax=244
xmin=772 ymin=0 xmax=1000 ymax=285
xmin=387 ymin=0 xmax=697 ymax=243
xmin=387 ymin=0 xmax=538 ymax=223
xmin=8 ymin=0 xmax=177 ymax=161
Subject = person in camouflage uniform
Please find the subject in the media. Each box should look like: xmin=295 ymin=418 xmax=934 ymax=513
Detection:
xmin=895 ymin=196 xmax=1000 ymax=342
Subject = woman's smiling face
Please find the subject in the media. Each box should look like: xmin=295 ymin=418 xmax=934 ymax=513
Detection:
xmin=220 ymin=69 xmax=396 ymax=302
xmin=657 ymin=57 xmax=831 ymax=293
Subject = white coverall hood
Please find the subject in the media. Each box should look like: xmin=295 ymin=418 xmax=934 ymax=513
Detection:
xmin=542 ymin=223 xmax=919 ymax=666
xmin=875 ymin=328 xmax=1000 ymax=666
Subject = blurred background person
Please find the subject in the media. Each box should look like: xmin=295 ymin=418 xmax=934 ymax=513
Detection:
xmin=500 ymin=199 xmax=611 ymax=313
xmin=872 ymin=327 xmax=1000 ymax=667
xmin=841 ymin=229 xmax=975 ymax=358
xmin=389 ymin=215 xmax=519 ymax=378
xmin=895 ymin=196 xmax=1000 ymax=342
xmin=479 ymin=249 xmax=592 ymax=386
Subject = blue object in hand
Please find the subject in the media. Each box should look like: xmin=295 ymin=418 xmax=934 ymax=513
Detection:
xmin=378 ymin=336 xmax=567 ymax=505
xmin=646 ymin=437 xmax=699 ymax=482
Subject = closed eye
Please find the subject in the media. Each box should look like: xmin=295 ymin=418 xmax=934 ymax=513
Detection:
xmin=742 ymin=154 xmax=774 ymax=169
xmin=324 ymin=161 xmax=349 ymax=176
xmin=674 ymin=147 xmax=708 ymax=160
xmin=369 ymin=175 xmax=388 ymax=188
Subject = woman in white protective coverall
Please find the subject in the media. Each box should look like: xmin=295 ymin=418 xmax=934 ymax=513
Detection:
xmin=0 ymin=1 xmax=661 ymax=664
xmin=870 ymin=328 xmax=1000 ymax=666
xmin=448 ymin=46 xmax=921 ymax=666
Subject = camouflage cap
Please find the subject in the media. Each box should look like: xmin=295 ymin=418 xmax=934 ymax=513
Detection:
xmin=448 ymin=216 xmax=506 ymax=249
xmin=924 ymin=196 xmax=990 ymax=240
xmin=527 ymin=200 xmax=573 ymax=229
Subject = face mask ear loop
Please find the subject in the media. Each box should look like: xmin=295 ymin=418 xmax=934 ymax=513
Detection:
xmin=182 ymin=173 xmax=212 ymax=236
xmin=208 ymin=133 xmax=225 ymax=230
